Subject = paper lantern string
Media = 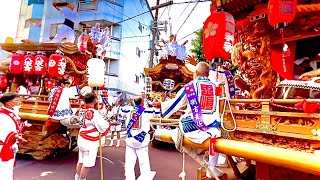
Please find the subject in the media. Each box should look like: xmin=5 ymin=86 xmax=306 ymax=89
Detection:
xmin=280 ymin=28 xmax=290 ymax=57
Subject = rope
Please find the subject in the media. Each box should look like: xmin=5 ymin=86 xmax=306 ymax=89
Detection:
xmin=220 ymin=97 xmax=237 ymax=132
xmin=297 ymin=4 xmax=320 ymax=13
xmin=174 ymin=128 xmax=219 ymax=180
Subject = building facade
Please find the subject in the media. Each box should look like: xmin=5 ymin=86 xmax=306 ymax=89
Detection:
xmin=16 ymin=0 xmax=154 ymax=98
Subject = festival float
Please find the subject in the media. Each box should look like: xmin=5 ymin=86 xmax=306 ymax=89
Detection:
xmin=144 ymin=35 xmax=195 ymax=142
xmin=0 ymin=24 xmax=111 ymax=160
xmin=153 ymin=0 xmax=320 ymax=179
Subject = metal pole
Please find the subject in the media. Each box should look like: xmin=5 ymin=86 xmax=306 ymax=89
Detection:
xmin=149 ymin=0 xmax=161 ymax=68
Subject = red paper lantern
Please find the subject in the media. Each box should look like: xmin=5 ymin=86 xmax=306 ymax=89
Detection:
xmin=202 ymin=6 xmax=235 ymax=61
xmin=0 ymin=75 xmax=7 ymax=88
xmin=34 ymin=54 xmax=48 ymax=75
xmin=10 ymin=54 xmax=24 ymax=74
xmin=48 ymin=54 xmax=67 ymax=77
xmin=268 ymin=0 xmax=297 ymax=27
xmin=23 ymin=54 xmax=35 ymax=75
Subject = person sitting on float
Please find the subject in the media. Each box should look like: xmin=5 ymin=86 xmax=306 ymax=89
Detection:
xmin=48 ymin=78 xmax=87 ymax=129
xmin=158 ymin=62 xmax=225 ymax=179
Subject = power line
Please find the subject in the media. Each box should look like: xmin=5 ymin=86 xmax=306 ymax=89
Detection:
xmin=106 ymin=3 xmax=151 ymax=28
xmin=121 ymin=34 xmax=151 ymax=39
xmin=175 ymin=0 xmax=192 ymax=22
xmin=173 ymin=0 xmax=211 ymax=5
xmin=175 ymin=2 xmax=199 ymax=35
xmin=113 ymin=0 xmax=210 ymax=26
xmin=177 ymin=28 xmax=201 ymax=41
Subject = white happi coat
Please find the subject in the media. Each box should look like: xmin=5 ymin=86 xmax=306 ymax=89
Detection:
xmin=77 ymin=107 xmax=110 ymax=149
xmin=161 ymin=76 xmax=221 ymax=144
xmin=49 ymin=86 xmax=80 ymax=120
xmin=0 ymin=107 xmax=21 ymax=180
xmin=209 ymin=70 xmax=231 ymax=99
xmin=125 ymin=106 xmax=160 ymax=148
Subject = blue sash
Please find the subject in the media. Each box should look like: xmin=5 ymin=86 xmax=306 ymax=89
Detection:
xmin=223 ymin=70 xmax=235 ymax=99
xmin=184 ymin=82 xmax=208 ymax=131
xmin=127 ymin=106 xmax=146 ymax=143
xmin=101 ymin=95 xmax=110 ymax=108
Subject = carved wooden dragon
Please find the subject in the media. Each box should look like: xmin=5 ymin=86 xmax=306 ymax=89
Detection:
xmin=232 ymin=20 xmax=278 ymax=100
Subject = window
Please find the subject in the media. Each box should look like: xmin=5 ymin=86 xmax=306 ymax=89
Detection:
xmin=77 ymin=0 xmax=98 ymax=11
xmin=25 ymin=19 xmax=42 ymax=28
xmin=136 ymin=47 xmax=141 ymax=57
xmin=135 ymin=74 xmax=139 ymax=84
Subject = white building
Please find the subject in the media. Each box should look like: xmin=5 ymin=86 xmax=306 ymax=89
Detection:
xmin=16 ymin=0 xmax=154 ymax=97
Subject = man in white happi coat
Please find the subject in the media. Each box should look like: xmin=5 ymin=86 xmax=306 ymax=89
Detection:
xmin=52 ymin=2 xmax=79 ymax=43
xmin=48 ymin=79 xmax=86 ymax=128
xmin=124 ymin=96 xmax=160 ymax=180
xmin=108 ymin=99 xmax=124 ymax=147
xmin=160 ymin=62 xmax=224 ymax=178
xmin=0 ymin=93 xmax=29 ymax=180
xmin=75 ymin=93 xmax=118 ymax=180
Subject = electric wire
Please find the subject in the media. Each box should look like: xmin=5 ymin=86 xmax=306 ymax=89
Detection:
xmin=175 ymin=2 xmax=199 ymax=35
xmin=112 ymin=0 xmax=209 ymax=25
xmin=106 ymin=3 xmax=151 ymax=28
xmin=175 ymin=0 xmax=192 ymax=22
xmin=177 ymin=28 xmax=202 ymax=41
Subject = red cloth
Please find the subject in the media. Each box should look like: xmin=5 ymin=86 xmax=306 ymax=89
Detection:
xmin=0 ymin=132 xmax=17 ymax=162
xmin=271 ymin=42 xmax=296 ymax=80
xmin=295 ymin=99 xmax=319 ymax=113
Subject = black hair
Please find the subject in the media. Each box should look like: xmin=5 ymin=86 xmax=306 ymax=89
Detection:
xmin=84 ymin=93 xmax=97 ymax=104
xmin=0 ymin=92 xmax=19 ymax=105
xmin=134 ymin=97 xmax=143 ymax=106
xmin=58 ymin=79 xmax=70 ymax=86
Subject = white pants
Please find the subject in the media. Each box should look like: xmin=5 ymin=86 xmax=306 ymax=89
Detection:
xmin=110 ymin=124 xmax=121 ymax=132
xmin=78 ymin=147 xmax=98 ymax=168
xmin=125 ymin=145 xmax=151 ymax=180
xmin=52 ymin=24 xmax=75 ymax=43
xmin=60 ymin=117 xmax=80 ymax=129
xmin=209 ymin=153 xmax=224 ymax=177
xmin=0 ymin=158 xmax=15 ymax=180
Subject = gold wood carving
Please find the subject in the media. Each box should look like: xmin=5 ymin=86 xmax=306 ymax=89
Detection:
xmin=256 ymin=122 xmax=277 ymax=133
xmin=273 ymin=117 xmax=317 ymax=127
xmin=232 ymin=19 xmax=278 ymax=102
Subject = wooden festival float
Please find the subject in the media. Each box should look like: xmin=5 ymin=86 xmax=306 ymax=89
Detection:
xmin=144 ymin=36 xmax=194 ymax=120
xmin=153 ymin=0 xmax=320 ymax=179
xmin=0 ymin=40 xmax=95 ymax=160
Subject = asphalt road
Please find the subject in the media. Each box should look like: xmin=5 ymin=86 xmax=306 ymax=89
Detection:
xmin=14 ymin=141 xmax=201 ymax=180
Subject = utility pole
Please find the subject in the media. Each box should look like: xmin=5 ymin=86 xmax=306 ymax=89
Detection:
xmin=149 ymin=0 xmax=160 ymax=68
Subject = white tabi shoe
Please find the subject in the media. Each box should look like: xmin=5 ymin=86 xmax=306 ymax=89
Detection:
xmin=116 ymin=140 xmax=120 ymax=148
xmin=137 ymin=171 xmax=156 ymax=180
xmin=109 ymin=140 xmax=114 ymax=147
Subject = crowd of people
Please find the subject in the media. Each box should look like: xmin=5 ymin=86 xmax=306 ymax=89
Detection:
xmin=0 ymin=61 xmax=233 ymax=180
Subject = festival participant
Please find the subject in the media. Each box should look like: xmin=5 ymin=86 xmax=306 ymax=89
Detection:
xmin=48 ymin=79 xmax=87 ymax=128
xmin=75 ymin=93 xmax=117 ymax=180
xmin=141 ymin=91 xmax=155 ymax=107
xmin=160 ymin=62 xmax=224 ymax=178
xmin=125 ymin=96 xmax=159 ymax=180
xmin=0 ymin=93 xmax=30 ymax=180
xmin=108 ymin=99 xmax=124 ymax=147
xmin=52 ymin=2 xmax=79 ymax=43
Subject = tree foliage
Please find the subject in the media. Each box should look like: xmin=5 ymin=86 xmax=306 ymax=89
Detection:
xmin=190 ymin=29 xmax=207 ymax=63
